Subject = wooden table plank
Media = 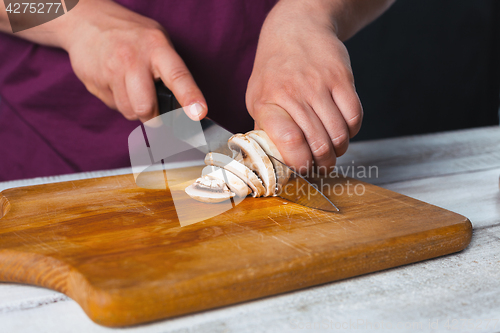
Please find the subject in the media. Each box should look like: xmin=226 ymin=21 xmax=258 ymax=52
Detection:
xmin=0 ymin=283 xmax=68 ymax=314
xmin=385 ymin=168 xmax=500 ymax=229
xmin=338 ymin=126 xmax=500 ymax=185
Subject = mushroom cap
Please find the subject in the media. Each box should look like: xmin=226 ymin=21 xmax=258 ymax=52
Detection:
xmin=201 ymin=165 xmax=251 ymax=198
xmin=245 ymin=130 xmax=291 ymax=194
xmin=228 ymin=134 xmax=276 ymax=197
xmin=185 ymin=177 xmax=234 ymax=203
xmin=205 ymin=152 xmax=266 ymax=197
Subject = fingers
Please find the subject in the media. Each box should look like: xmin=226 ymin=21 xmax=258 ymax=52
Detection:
xmin=64 ymin=1 xmax=207 ymax=124
xmin=125 ymin=69 xmax=158 ymax=123
xmin=85 ymin=83 xmax=117 ymax=111
xmin=112 ymin=79 xmax=137 ymax=121
xmin=331 ymin=74 xmax=363 ymax=139
xmin=312 ymin=88 xmax=351 ymax=158
xmin=250 ymin=82 xmax=360 ymax=170
xmin=107 ymin=32 xmax=206 ymax=123
xmin=254 ymin=103 xmax=313 ymax=173
xmin=283 ymin=101 xmax=338 ymax=169
xmin=253 ymin=93 xmax=355 ymax=172
xmin=112 ymin=46 xmax=206 ymax=123
xmin=152 ymin=48 xmax=207 ymax=121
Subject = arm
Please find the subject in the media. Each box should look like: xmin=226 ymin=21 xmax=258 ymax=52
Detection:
xmin=247 ymin=0 xmax=395 ymax=172
xmin=326 ymin=0 xmax=396 ymax=41
xmin=0 ymin=0 xmax=207 ymax=122
xmin=0 ymin=0 xmax=72 ymax=47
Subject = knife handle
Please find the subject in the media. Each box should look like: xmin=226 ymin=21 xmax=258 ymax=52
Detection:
xmin=155 ymin=81 xmax=179 ymax=115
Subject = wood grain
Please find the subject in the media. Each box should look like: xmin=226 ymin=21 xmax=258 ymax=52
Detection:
xmin=0 ymin=167 xmax=472 ymax=327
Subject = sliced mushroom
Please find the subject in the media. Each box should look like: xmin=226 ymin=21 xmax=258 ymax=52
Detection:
xmin=201 ymin=165 xmax=251 ymax=198
xmin=245 ymin=130 xmax=291 ymax=194
xmin=185 ymin=177 xmax=234 ymax=203
xmin=185 ymin=130 xmax=288 ymax=202
xmin=228 ymin=134 xmax=276 ymax=197
xmin=204 ymin=152 xmax=266 ymax=197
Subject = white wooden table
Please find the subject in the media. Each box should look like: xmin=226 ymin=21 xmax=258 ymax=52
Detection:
xmin=1 ymin=126 xmax=499 ymax=333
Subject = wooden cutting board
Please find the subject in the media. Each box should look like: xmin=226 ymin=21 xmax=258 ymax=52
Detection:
xmin=0 ymin=167 xmax=472 ymax=327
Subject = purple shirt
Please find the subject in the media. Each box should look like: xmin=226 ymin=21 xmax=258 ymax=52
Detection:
xmin=0 ymin=0 xmax=277 ymax=181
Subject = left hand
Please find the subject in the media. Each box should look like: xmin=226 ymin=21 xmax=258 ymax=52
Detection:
xmin=246 ymin=0 xmax=363 ymax=173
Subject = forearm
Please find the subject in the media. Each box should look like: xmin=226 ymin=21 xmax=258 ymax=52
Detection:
xmin=327 ymin=0 xmax=396 ymax=40
xmin=0 ymin=0 xmax=88 ymax=49
xmin=0 ymin=1 xmax=9 ymax=32
xmin=277 ymin=0 xmax=396 ymax=41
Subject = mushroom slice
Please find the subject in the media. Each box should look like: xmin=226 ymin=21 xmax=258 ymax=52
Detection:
xmin=228 ymin=134 xmax=276 ymax=197
xmin=185 ymin=176 xmax=234 ymax=203
xmin=201 ymin=165 xmax=251 ymax=198
xmin=205 ymin=152 xmax=266 ymax=197
xmin=245 ymin=130 xmax=291 ymax=195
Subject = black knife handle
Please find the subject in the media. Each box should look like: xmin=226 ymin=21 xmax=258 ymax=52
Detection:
xmin=155 ymin=81 xmax=179 ymax=115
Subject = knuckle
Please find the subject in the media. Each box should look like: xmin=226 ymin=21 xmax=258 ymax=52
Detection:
xmin=342 ymin=68 xmax=355 ymax=83
xmin=248 ymin=100 xmax=268 ymax=119
xmin=123 ymin=113 xmax=139 ymax=121
xmin=104 ymin=100 xmax=117 ymax=110
xmin=347 ymin=112 xmax=363 ymax=129
xmin=255 ymin=83 xmax=296 ymax=106
xmin=110 ymin=45 xmax=136 ymax=69
xmin=332 ymin=131 xmax=349 ymax=149
xmin=332 ymin=131 xmax=349 ymax=157
xmin=134 ymin=104 xmax=154 ymax=117
xmin=116 ymin=46 xmax=134 ymax=63
xmin=168 ymin=67 xmax=191 ymax=85
xmin=278 ymin=129 xmax=306 ymax=148
xmin=309 ymin=140 xmax=331 ymax=159
xmin=331 ymin=67 xmax=355 ymax=89
xmin=246 ymin=80 xmax=298 ymax=116
xmin=146 ymin=29 xmax=168 ymax=48
xmin=273 ymin=86 xmax=297 ymax=105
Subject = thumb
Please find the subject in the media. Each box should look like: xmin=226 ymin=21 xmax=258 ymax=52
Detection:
xmin=153 ymin=48 xmax=207 ymax=121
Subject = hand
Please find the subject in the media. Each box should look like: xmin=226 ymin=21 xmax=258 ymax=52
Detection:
xmin=60 ymin=0 xmax=207 ymax=122
xmin=246 ymin=0 xmax=363 ymax=172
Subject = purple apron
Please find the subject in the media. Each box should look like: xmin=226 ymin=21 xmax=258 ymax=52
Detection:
xmin=0 ymin=0 xmax=277 ymax=181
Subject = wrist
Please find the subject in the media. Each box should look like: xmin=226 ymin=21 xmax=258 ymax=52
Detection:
xmin=6 ymin=0 xmax=85 ymax=49
xmin=272 ymin=0 xmax=395 ymax=41
xmin=7 ymin=0 xmax=103 ymax=50
xmin=52 ymin=0 xmax=95 ymax=51
xmin=269 ymin=0 xmax=339 ymax=34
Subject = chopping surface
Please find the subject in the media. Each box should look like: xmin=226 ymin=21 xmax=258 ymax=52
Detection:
xmin=0 ymin=167 xmax=472 ymax=327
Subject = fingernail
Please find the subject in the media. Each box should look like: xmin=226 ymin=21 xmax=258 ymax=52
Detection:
xmin=189 ymin=103 xmax=204 ymax=119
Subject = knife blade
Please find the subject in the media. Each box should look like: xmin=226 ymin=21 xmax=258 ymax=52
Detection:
xmin=156 ymin=81 xmax=339 ymax=212
xmin=269 ymin=156 xmax=339 ymax=212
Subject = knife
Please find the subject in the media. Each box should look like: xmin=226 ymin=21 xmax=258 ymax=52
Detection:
xmin=155 ymin=81 xmax=339 ymax=212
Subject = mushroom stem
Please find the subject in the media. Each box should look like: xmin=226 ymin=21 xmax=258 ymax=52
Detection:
xmin=185 ymin=177 xmax=234 ymax=203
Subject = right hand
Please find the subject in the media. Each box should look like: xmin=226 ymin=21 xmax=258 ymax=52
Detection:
xmin=59 ymin=0 xmax=207 ymax=122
